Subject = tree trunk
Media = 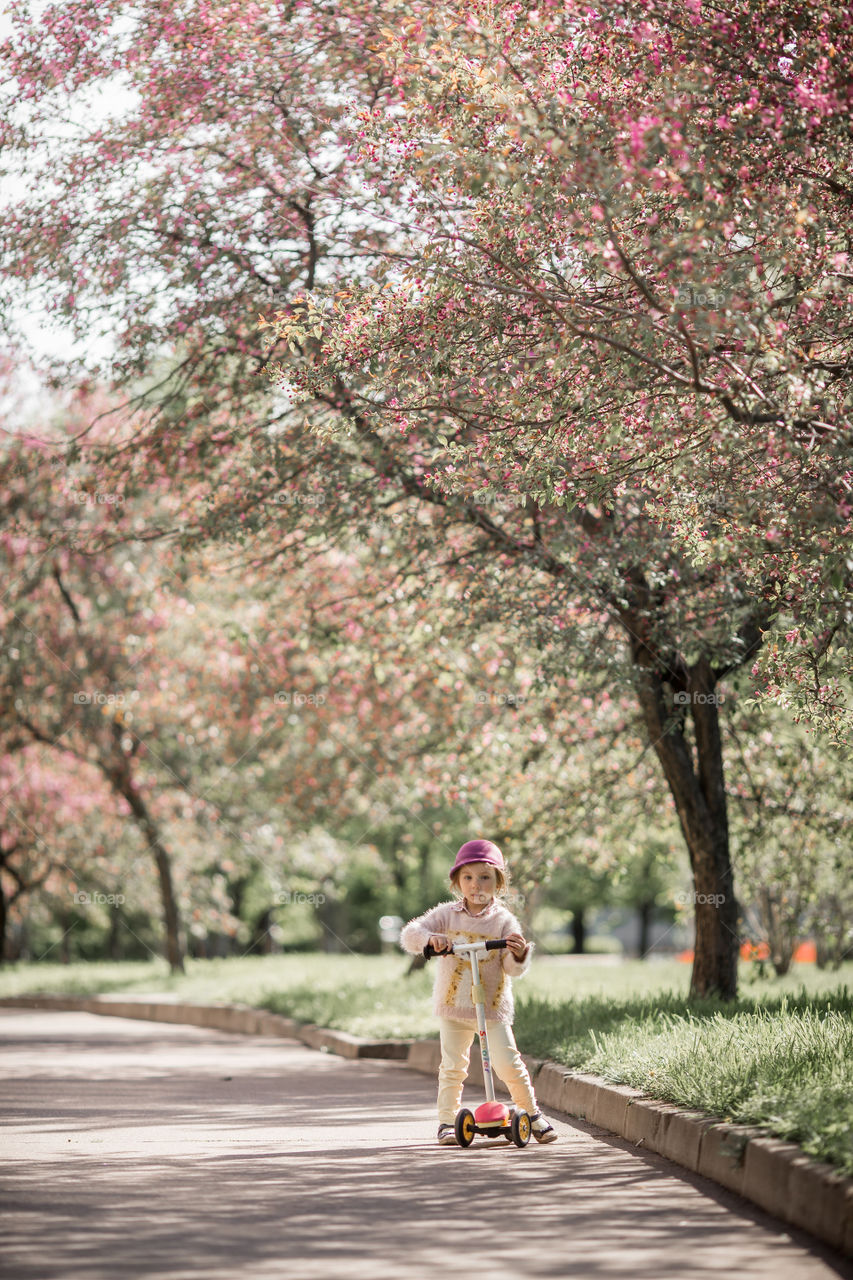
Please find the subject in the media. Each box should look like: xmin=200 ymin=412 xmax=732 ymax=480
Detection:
xmin=108 ymin=900 xmax=122 ymax=961
xmin=759 ymin=886 xmax=796 ymax=976
xmin=637 ymin=899 xmax=654 ymax=959
xmin=60 ymin=911 xmax=72 ymax=964
xmin=251 ymin=907 xmax=275 ymax=954
xmin=631 ymin=647 xmax=739 ymax=998
xmin=814 ymin=896 xmax=847 ymax=970
xmin=0 ymin=878 xmax=7 ymax=966
xmin=112 ymin=768 xmax=185 ymax=973
xmin=570 ymin=908 xmax=586 ymax=954
xmin=317 ymin=897 xmax=346 ymax=952
xmin=0 ymin=841 xmax=20 ymax=967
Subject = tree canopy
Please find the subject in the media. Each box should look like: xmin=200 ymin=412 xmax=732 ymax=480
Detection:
xmin=1 ymin=0 xmax=850 ymax=993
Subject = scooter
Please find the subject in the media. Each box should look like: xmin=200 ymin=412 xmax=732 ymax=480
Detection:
xmin=423 ymin=937 xmax=531 ymax=1148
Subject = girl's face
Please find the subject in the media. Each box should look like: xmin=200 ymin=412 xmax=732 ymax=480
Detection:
xmin=457 ymin=862 xmax=498 ymax=911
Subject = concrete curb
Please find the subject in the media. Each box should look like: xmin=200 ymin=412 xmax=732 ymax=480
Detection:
xmin=0 ymin=993 xmax=410 ymax=1060
xmin=3 ymin=993 xmax=850 ymax=1257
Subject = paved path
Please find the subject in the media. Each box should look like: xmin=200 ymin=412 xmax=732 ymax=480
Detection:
xmin=1 ymin=1010 xmax=850 ymax=1280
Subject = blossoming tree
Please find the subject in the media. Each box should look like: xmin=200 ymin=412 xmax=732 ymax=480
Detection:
xmin=2 ymin=0 xmax=851 ymax=995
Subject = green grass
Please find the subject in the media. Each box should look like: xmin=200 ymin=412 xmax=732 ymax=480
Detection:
xmin=0 ymin=953 xmax=438 ymax=1034
xmin=514 ymin=986 xmax=853 ymax=1176
xmin=2 ymin=953 xmax=851 ymax=1174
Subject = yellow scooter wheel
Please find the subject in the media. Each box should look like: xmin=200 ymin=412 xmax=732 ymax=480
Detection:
xmin=455 ymin=1108 xmax=476 ymax=1148
xmin=511 ymin=1111 xmax=531 ymax=1147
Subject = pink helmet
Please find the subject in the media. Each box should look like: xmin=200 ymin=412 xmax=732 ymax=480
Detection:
xmin=451 ymin=839 xmax=505 ymax=876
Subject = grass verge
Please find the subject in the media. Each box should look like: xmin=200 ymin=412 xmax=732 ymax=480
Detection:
xmin=514 ymin=986 xmax=853 ymax=1176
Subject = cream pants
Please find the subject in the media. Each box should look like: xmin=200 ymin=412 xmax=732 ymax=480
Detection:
xmin=437 ymin=1017 xmax=538 ymax=1125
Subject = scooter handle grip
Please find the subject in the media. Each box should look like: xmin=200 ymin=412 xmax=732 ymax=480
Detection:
xmin=422 ymin=938 xmax=508 ymax=960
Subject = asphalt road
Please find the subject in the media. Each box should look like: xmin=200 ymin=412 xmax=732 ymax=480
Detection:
xmin=1 ymin=1009 xmax=850 ymax=1280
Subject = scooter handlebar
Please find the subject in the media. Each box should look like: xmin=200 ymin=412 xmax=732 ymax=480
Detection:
xmin=423 ymin=938 xmax=507 ymax=960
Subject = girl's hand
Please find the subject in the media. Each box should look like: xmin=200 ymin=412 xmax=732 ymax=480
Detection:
xmin=428 ymin=933 xmax=451 ymax=953
xmin=504 ymin=932 xmax=529 ymax=960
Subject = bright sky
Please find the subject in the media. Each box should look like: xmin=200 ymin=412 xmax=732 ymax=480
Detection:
xmin=1 ymin=5 xmax=139 ymax=376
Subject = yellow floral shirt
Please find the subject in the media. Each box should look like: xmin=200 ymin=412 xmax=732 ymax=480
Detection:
xmin=400 ymin=898 xmax=533 ymax=1024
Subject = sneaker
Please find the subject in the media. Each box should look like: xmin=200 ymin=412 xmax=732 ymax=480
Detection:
xmin=530 ymin=1112 xmax=558 ymax=1143
xmin=437 ymin=1123 xmax=458 ymax=1146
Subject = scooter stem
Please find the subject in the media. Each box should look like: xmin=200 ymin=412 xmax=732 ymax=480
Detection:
xmin=469 ymin=948 xmax=496 ymax=1103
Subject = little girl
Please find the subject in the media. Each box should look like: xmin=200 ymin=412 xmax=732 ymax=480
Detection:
xmin=400 ymin=838 xmax=558 ymax=1146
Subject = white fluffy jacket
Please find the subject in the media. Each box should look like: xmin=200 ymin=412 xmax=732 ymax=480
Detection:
xmin=399 ymin=897 xmax=533 ymax=1024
